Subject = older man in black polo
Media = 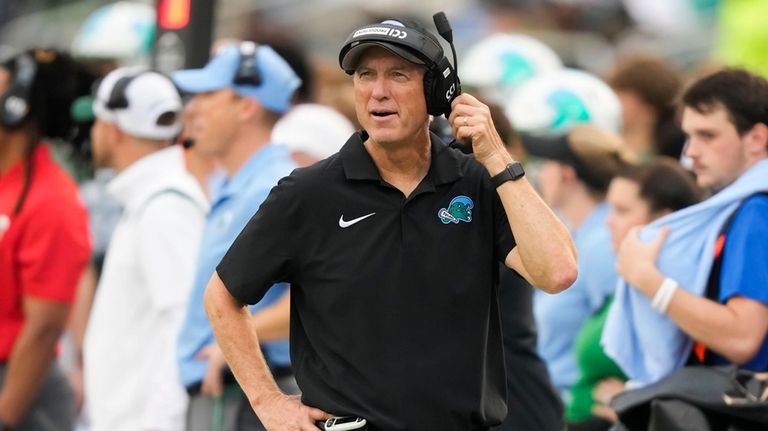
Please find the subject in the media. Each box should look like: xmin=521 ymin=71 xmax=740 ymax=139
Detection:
xmin=204 ymin=16 xmax=577 ymax=431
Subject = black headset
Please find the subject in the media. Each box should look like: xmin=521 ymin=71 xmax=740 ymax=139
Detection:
xmin=233 ymin=41 xmax=261 ymax=86
xmin=104 ymin=73 xmax=139 ymax=110
xmin=0 ymin=53 xmax=38 ymax=129
xmin=101 ymin=70 xmax=180 ymax=111
xmin=339 ymin=12 xmax=461 ymax=117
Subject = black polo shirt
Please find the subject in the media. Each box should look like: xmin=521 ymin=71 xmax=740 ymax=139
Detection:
xmin=495 ymin=265 xmax=564 ymax=431
xmin=217 ymin=131 xmax=516 ymax=430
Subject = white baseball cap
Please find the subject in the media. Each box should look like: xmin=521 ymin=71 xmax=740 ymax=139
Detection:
xmin=71 ymin=1 xmax=155 ymax=65
xmin=460 ymin=33 xmax=563 ymax=103
xmin=504 ymin=68 xmax=622 ymax=135
xmin=272 ymin=104 xmax=355 ymax=160
xmin=93 ymin=67 xmax=182 ymax=140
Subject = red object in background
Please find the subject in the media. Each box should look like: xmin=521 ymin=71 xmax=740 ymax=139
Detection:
xmin=157 ymin=0 xmax=190 ymax=30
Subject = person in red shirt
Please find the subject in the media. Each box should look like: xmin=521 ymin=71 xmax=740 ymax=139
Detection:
xmin=0 ymin=49 xmax=93 ymax=431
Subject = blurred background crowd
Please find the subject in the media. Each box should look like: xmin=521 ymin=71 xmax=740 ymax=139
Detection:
xmin=1 ymin=0 xmax=767 ymax=430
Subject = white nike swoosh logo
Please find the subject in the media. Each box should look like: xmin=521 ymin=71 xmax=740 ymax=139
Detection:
xmin=338 ymin=212 xmax=376 ymax=228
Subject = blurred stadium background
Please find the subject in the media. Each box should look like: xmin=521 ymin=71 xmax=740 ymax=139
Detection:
xmin=0 ymin=0 xmax=762 ymax=79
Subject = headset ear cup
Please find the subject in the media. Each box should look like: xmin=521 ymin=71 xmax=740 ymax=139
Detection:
xmin=424 ymin=58 xmax=459 ymax=117
xmin=234 ymin=42 xmax=261 ymax=86
xmin=435 ymin=58 xmax=458 ymax=117
xmin=0 ymin=54 xmax=37 ymax=129
xmin=423 ymin=70 xmax=439 ymax=116
xmin=0 ymin=88 xmax=30 ymax=129
xmin=0 ymin=92 xmax=9 ymax=128
xmin=106 ymin=75 xmax=136 ymax=110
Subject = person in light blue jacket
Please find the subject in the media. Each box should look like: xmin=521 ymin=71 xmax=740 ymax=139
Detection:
xmin=522 ymin=125 xmax=636 ymax=399
xmin=605 ymin=69 xmax=768 ymax=385
xmin=173 ymin=41 xmax=301 ymax=431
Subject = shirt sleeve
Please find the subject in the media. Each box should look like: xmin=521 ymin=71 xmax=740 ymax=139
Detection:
xmin=217 ymin=174 xmax=300 ymax=305
xmin=719 ymin=195 xmax=768 ymax=304
xmin=18 ymin=194 xmax=91 ymax=303
xmin=581 ymin=228 xmax=619 ymax=312
xmin=136 ymin=191 xmax=205 ymax=311
xmin=141 ymin=307 xmax=190 ymax=430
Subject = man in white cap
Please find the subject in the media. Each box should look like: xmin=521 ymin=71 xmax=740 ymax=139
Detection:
xmin=272 ymin=103 xmax=355 ymax=167
xmin=83 ymin=67 xmax=208 ymax=431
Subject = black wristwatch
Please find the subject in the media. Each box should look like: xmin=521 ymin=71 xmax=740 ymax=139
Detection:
xmin=491 ymin=162 xmax=525 ymax=188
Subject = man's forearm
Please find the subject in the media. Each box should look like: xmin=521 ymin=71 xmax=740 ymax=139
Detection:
xmin=491 ymin=159 xmax=577 ymax=293
xmin=635 ymin=269 xmax=768 ymax=364
xmin=204 ymin=272 xmax=282 ymax=411
xmin=448 ymin=94 xmax=576 ymax=293
xmin=70 ymin=264 xmax=97 ymax=351
xmin=0 ymin=322 xmax=60 ymax=425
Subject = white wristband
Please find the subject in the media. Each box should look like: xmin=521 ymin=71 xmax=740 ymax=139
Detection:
xmin=651 ymin=277 xmax=679 ymax=314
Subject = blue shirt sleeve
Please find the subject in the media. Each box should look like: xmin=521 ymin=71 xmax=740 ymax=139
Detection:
xmin=719 ymin=195 xmax=768 ymax=304
xmin=581 ymin=227 xmax=619 ymax=311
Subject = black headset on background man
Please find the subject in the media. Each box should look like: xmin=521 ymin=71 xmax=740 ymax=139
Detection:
xmin=180 ymin=41 xmax=261 ymax=149
xmin=234 ymin=41 xmax=261 ymax=86
xmin=112 ymin=41 xmax=261 ymax=114
xmin=0 ymin=53 xmax=37 ymax=129
xmin=339 ymin=12 xmax=461 ymax=117
xmin=104 ymin=73 xmax=139 ymax=110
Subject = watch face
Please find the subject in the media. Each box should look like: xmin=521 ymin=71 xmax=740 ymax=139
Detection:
xmin=492 ymin=162 xmax=525 ymax=188
xmin=509 ymin=162 xmax=525 ymax=178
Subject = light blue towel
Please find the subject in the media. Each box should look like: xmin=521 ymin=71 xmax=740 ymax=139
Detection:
xmin=602 ymin=159 xmax=768 ymax=385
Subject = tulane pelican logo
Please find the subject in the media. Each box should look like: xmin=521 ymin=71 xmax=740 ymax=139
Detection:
xmin=438 ymin=195 xmax=474 ymax=224
xmin=547 ymin=88 xmax=591 ymax=130
xmin=500 ymin=51 xmax=535 ymax=87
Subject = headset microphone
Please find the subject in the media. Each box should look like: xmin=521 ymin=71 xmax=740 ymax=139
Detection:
xmin=432 ymin=12 xmax=469 ymax=149
xmin=433 ymin=12 xmax=461 ymax=100
xmin=433 ymin=12 xmax=452 ymax=42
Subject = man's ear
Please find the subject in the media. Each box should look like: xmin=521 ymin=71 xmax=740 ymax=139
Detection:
xmin=745 ymin=122 xmax=768 ymax=157
xmin=108 ymin=121 xmax=126 ymax=146
xmin=561 ymin=164 xmax=578 ymax=184
xmin=238 ymin=96 xmax=262 ymax=123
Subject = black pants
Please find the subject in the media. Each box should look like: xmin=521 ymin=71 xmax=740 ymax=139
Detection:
xmin=186 ymin=373 xmax=299 ymax=431
xmin=568 ymin=417 xmax=614 ymax=431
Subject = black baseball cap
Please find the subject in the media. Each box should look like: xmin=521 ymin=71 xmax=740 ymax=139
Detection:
xmin=339 ymin=19 xmax=441 ymax=74
xmin=522 ymin=124 xmax=637 ymax=192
